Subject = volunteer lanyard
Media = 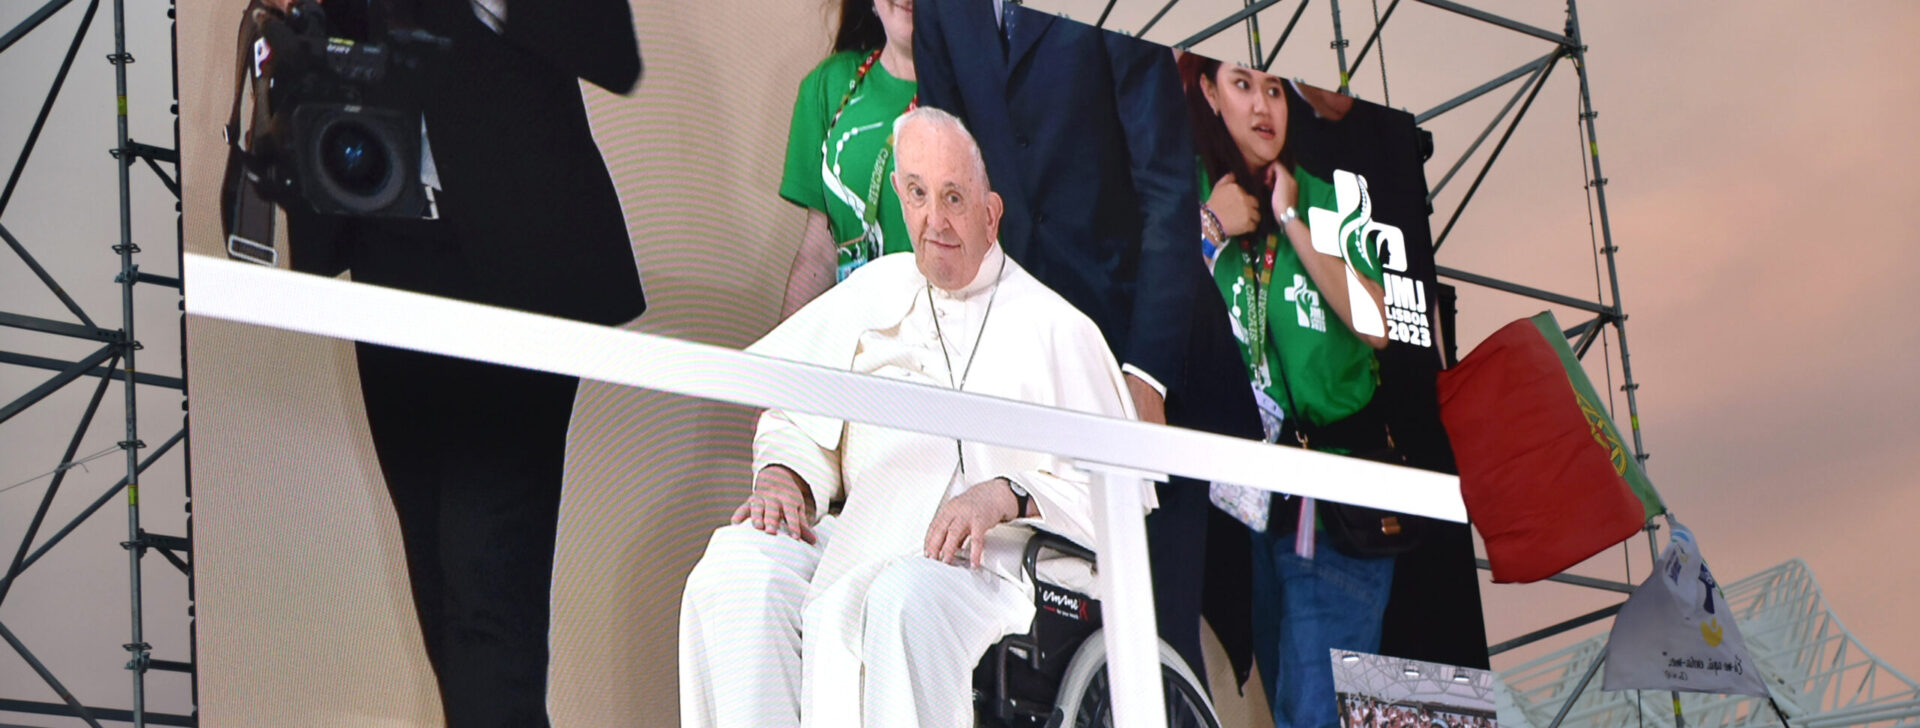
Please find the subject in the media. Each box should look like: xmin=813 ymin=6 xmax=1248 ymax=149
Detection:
xmin=1239 ymin=233 xmax=1280 ymax=383
xmin=823 ymin=49 xmax=918 ymax=262
xmin=1244 ymin=231 xmax=1319 ymax=555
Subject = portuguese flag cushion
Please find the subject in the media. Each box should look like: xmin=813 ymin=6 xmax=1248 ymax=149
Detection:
xmin=1437 ymin=312 xmax=1664 ymax=583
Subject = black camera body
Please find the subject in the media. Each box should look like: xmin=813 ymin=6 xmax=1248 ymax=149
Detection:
xmin=245 ymin=0 xmax=447 ymax=218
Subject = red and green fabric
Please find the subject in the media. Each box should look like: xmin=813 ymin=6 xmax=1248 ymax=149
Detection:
xmin=1437 ymin=311 xmax=1665 ymax=583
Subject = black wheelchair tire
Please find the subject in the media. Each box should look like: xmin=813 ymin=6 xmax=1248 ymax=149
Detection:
xmin=1049 ymin=629 xmax=1221 ymax=728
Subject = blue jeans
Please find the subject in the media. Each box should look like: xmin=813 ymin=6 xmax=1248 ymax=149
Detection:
xmin=1250 ymin=529 xmax=1395 ymax=728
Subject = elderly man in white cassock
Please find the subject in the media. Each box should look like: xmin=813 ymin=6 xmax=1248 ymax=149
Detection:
xmin=678 ymin=107 xmax=1152 ymax=727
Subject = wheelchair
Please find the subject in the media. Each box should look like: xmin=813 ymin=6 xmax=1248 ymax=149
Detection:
xmin=971 ymin=529 xmax=1221 ymax=728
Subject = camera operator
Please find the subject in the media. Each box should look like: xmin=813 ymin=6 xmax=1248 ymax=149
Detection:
xmin=224 ymin=0 xmax=644 ymax=724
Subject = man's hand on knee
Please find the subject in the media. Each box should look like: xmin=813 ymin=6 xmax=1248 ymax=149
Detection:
xmin=732 ymin=464 xmax=817 ymax=543
xmin=923 ymin=477 xmax=1022 ymax=568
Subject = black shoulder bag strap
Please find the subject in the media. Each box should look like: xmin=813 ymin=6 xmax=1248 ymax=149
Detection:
xmin=220 ymin=1 xmax=280 ymax=266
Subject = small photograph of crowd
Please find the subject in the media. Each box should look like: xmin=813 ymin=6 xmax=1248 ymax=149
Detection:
xmin=1340 ymin=695 xmax=1497 ymax=728
xmin=1333 ymin=651 xmax=1506 ymax=728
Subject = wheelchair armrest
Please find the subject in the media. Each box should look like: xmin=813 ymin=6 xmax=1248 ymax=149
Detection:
xmin=980 ymin=528 xmax=1103 ymax=723
xmin=1021 ymin=529 xmax=1096 ymax=588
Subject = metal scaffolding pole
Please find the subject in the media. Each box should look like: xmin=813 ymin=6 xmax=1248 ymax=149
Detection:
xmin=1329 ymin=0 xmax=1351 ymax=91
xmin=1432 ymin=2 xmax=1656 ymax=723
xmin=107 ymin=0 xmax=153 ymax=719
xmin=1566 ymin=0 xmax=1647 ymax=469
xmin=1555 ymin=2 xmax=1686 ymax=722
xmin=1242 ymin=0 xmax=1263 ymax=77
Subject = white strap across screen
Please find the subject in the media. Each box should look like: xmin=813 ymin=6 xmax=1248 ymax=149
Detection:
xmin=182 ymin=253 xmax=1465 ymax=727
xmin=182 ymin=254 xmax=1465 ymax=521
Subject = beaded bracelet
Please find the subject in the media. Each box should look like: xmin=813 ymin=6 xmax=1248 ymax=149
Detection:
xmin=1200 ymin=204 xmax=1225 ymax=243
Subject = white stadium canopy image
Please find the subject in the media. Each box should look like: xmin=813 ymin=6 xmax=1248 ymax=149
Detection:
xmin=1501 ymin=560 xmax=1920 ymax=728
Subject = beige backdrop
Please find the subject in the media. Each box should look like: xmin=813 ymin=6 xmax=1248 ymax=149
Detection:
xmin=177 ymin=0 xmax=1273 ymax=725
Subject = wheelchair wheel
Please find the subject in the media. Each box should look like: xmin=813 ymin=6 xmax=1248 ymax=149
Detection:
xmin=1049 ymin=629 xmax=1220 ymax=728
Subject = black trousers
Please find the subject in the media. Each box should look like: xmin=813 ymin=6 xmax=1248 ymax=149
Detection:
xmin=1148 ymin=281 xmax=1268 ymax=690
xmin=356 ymin=342 xmax=578 ymax=728
xmin=1145 ymin=476 xmax=1212 ymax=679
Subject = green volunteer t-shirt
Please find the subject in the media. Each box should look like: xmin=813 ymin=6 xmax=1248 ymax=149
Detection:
xmin=779 ymin=50 xmax=917 ymax=281
xmin=1211 ymin=166 xmax=1383 ymax=428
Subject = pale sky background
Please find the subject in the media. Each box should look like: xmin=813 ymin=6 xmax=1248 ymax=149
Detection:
xmin=3 ymin=0 xmax=1918 ymax=722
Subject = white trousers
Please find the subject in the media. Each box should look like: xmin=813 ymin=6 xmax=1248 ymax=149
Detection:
xmin=678 ymin=521 xmax=1032 ymax=728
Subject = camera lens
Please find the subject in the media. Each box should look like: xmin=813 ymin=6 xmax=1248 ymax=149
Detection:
xmin=318 ymin=122 xmax=391 ymax=196
xmin=295 ymin=105 xmax=415 ymax=215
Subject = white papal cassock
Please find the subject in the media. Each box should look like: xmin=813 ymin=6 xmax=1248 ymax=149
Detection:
xmin=678 ymin=246 xmax=1150 ymax=728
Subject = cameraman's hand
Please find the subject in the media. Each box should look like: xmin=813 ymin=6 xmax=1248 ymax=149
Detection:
xmin=731 ymin=465 xmax=817 ymax=543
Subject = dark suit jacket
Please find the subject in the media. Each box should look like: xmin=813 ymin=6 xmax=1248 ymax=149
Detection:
xmin=284 ymin=0 xmax=645 ymax=327
xmin=915 ymin=0 xmax=1202 ymax=393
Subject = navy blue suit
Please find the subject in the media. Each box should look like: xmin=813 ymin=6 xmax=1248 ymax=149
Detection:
xmin=916 ymin=0 xmax=1262 ymax=686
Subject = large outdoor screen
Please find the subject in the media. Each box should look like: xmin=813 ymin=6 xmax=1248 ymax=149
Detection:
xmin=176 ymin=0 xmax=1485 ymax=724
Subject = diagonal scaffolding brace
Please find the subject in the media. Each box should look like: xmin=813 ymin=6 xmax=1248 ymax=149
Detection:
xmin=1 ymin=222 xmax=96 ymax=329
xmin=0 ymin=344 xmax=116 ymax=426
xmin=0 ymin=622 xmax=106 ymax=728
xmin=0 ymin=428 xmax=185 ymax=596
xmin=0 ymin=0 xmax=79 ymax=56
xmin=1345 ymin=0 xmax=1399 ymax=80
xmin=1410 ymin=0 xmax=1571 ymax=47
xmin=1431 ymin=51 xmax=1559 ymax=252
xmin=0 ymin=350 xmax=119 ymax=607
xmin=0 ymin=350 xmax=185 ymax=390
xmin=0 ymin=0 xmax=100 ymax=218
xmin=1424 ymin=50 xmax=1557 ymax=197
xmin=1174 ymin=0 xmax=1285 ymax=50
xmin=1258 ymin=0 xmax=1310 ymax=71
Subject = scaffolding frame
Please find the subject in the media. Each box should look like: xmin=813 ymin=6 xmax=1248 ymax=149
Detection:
xmin=0 ymin=0 xmax=192 ymax=724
